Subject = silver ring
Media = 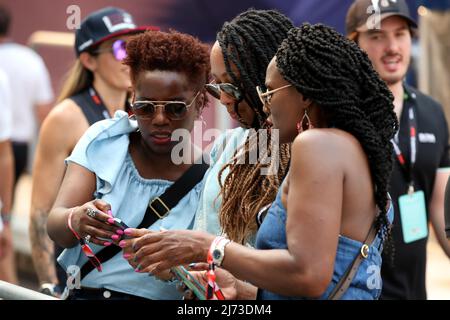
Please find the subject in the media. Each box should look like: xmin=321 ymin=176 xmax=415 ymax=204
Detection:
xmin=86 ymin=208 xmax=97 ymax=219
xmin=84 ymin=235 xmax=91 ymax=243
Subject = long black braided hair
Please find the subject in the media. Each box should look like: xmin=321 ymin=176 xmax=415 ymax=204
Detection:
xmin=216 ymin=9 xmax=294 ymax=244
xmin=217 ymin=8 xmax=294 ymax=128
xmin=275 ymin=23 xmax=398 ymax=246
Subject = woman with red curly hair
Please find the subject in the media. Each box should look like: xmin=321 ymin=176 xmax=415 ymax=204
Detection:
xmin=47 ymin=30 xmax=210 ymax=300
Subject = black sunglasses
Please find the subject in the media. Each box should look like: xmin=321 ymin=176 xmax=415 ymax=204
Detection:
xmin=131 ymin=91 xmax=200 ymax=121
xmin=204 ymin=81 xmax=243 ymax=102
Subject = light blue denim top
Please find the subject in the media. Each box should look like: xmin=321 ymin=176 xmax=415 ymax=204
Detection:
xmin=256 ymin=186 xmax=394 ymax=300
xmin=58 ymin=111 xmax=203 ymax=300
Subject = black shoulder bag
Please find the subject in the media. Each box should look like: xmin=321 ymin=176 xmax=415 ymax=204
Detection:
xmin=78 ymin=159 xmax=209 ymax=280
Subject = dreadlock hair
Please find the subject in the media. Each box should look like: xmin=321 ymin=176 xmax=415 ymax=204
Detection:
xmin=275 ymin=23 xmax=398 ymax=250
xmin=217 ymin=9 xmax=294 ymax=125
xmin=216 ymin=9 xmax=294 ymax=244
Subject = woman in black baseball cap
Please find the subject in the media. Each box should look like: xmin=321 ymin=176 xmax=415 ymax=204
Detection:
xmin=29 ymin=7 xmax=158 ymax=297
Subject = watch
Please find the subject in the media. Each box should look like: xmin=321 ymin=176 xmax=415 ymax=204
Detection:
xmin=211 ymin=237 xmax=231 ymax=267
xmin=39 ymin=283 xmax=57 ymax=297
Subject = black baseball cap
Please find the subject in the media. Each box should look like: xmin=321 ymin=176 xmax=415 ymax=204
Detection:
xmin=75 ymin=7 xmax=159 ymax=56
xmin=346 ymin=0 xmax=417 ymax=40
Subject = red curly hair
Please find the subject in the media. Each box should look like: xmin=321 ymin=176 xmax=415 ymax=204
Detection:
xmin=124 ymin=30 xmax=210 ymax=88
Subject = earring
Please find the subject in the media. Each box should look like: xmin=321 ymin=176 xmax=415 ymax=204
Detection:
xmin=199 ymin=115 xmax=207 ymax=127
xmin=297 ymin=108 xmax=314 ymax=134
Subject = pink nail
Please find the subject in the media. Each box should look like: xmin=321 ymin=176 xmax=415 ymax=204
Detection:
xmin=104 ymin=242 xmax=112 ymax=246
xmin=107 ymin=210 xmax=113 ymax=217
xmin=119 ymin=240 xmax=127 ymax=248
xmin=111 ymin=235 xmax=120 ymax=241
xmin=108 ymin=218 xmax=115 ymax=224
xmin=116 ymin=229 xmax=124 ymax=235
xmin=123 ymin=253 xmax=131 ymax=259
xmin=124 ymin=229 xmax=132 ymax=236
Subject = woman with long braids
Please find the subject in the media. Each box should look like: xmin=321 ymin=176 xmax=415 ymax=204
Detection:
xmin=119 ymin=10 xmax=292 ymax=294
xmin=211 ymin=9 xmax=293 ymax=244
xmin=123 ymin=8 xmax=293 ymax=260
xmin=127 ymin=23 xmax=398 ymax=300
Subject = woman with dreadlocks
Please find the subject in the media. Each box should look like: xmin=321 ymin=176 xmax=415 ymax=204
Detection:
xmin=128 ymin=23 xmax=398 ymax=300
xmin=121 ymin=8 xmax=293 ymax=268
xmin=197 ymin=8 xmax=293 ymax=244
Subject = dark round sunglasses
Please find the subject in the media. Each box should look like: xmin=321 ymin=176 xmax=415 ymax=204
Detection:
xmin=204 ymin=82 xmax=243 ymax=102
xmin=131 ymin=91 xmax=201 ymax=121
xmin=92 ymin=39 xmax=127 ymax=61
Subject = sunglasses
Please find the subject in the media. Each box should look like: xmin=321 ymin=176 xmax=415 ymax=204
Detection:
xmin=92 ymin=39 xmax=127 ymax=61
xmin=131 ymin=91 xmax=201 ymax=121
xmin=256 ymin=84 xmax=292 ymax=108
xmin=204 ymin=81 xmax=243 ymax=102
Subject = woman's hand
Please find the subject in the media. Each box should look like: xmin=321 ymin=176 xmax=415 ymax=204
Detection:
xmin=178 ymin=263 xmax=239 ymax=300
xmin=123 ymin=228 xmax=214 ymax=274
xmin=119 ymin=228 xmax=151 ymax=270
xmin=69 ymin=199 xmax=123 ymax=247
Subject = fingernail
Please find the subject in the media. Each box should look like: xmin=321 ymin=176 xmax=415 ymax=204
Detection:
xmin=104 ymin=242 xmax=112 ymax=246
xmin=111 ymin=235 xmax=120 ymax=241
xmin=119 ymin=240 xmax=127 ymax=248
xmin=188 ymin=263 xmax=196 ymax=269
xmin=124 ymin=228 xmax=132 ymax=236
xmin=135 ymin=265 xmax=142 ymax=272
xmin=116 ymin=229 xmax=124 ymax=235
xmin=108 ymin=218 xmax=115 ymax=224
xmin=107 ymin=210 xmax=113 ymax=217
xmin=123 ymin=253 xmax=131 ymax=259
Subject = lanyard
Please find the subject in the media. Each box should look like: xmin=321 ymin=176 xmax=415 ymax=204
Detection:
xmin=89 ymin=86 xmax=111 ymax=120
xmin=391 ymin=94 xmax=417 ymax=194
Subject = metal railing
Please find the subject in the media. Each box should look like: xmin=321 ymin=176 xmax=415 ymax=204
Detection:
xmin=0 ymin=281 xmax=59 ymax=300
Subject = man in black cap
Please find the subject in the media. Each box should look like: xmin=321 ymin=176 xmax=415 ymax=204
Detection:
xmin=346 ymin=0 xmax=450 ymax=300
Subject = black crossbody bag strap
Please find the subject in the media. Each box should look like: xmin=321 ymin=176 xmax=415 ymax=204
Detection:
xmin=79 ymin=159 xmax=209 ymax=280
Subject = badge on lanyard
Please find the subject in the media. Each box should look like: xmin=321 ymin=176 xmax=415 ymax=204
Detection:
xmin=398 ymin=187 xmax=428 ymax=243
xmin=393 ymin=91 xmax=428 ymax=243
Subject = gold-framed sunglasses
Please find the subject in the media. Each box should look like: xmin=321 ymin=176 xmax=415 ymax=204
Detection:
xmin=131 ymin=91 xmax=201 ymax=120
xmin=256 ymin=84 xmax=292 ymax=107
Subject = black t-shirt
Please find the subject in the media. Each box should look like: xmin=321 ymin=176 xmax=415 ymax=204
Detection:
xmin=381 ymin=85 xmax=450 ymax=300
